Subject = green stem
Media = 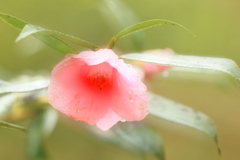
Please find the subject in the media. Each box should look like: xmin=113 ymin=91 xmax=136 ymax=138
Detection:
xmin=0 ymin=120 xmax=27 ymax=132
xmin=106 ymin=37 xmax=116 ymax=49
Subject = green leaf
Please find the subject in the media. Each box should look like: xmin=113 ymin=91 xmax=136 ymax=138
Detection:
xmin=0 ymin=79 xmax=10 ymax=86
xmin=16 ymin=24 xmax=101 ymax=52
xmin=100 ymin=0 xmax=144 ymax=51
xmin=115 ymin=122 xmax=164 ymax=160
xmin=29 ymin=31 xmax=77 ymax=54
xmin=27 ymin=108 xmax=58 ymax=159
xmin=0 ymin=120 xmax=27 ymax=132
xmin=0 ymin=79 xmax=49 ymax=94
xmin=121 ymin=53 xmax=240 ymax=83
xmin=152 ymin=67 xmax=240 ymax=91
xmin=147 ymin=92 xmax=218 ymax=144
xmin=94 ymin=122 xmax=164 ymax=160
xmin=107 ymin=19 xmax=195 ymax=48
xmin=0 ymin=12 xmax=27 ymax=29
xmin=0 ymin=94 xmax=16 ymax=119
xmin=0 ymin=12 xmax=76 ymax=54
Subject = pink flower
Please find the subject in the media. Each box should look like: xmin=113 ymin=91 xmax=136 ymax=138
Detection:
xmin=143 ymin=49 xmax=175 ymax=78
xmin=48 ymin=49 xmax=148 ymax=130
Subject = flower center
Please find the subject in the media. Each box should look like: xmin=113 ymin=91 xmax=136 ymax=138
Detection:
xmin=87 ymin=62 xmax=113 ymax=90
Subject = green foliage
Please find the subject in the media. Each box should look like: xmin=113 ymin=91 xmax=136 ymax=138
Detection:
xmin=0 ymin=12 xmax=26 ymax=29
xmin=155 ymin=67 xmax=239 ymax=90
xmin=27 ymin=109 xmax=58 ymax=159
xmin=93 ymin=122 xmax=164 ymax=160
xmin=0 ymin=13 xmax=100 ymax=54
xmin=0 ymin=13 xmax=76 ymax=54
xmin=99 ymin=0 xmax=144 ymax=51
xmin=107 ymin=19 xmax=196 ymax=48
xmin=147 ymin=92 xmax=217 ymax=143
xmin=0 ymin=79 xmax=10 ymax=86
xmin=147 ymin=92 xmax=222 ymax=156
xmin=121 ymin=53 xmax=240 ymax=83
xmin=16 ymin=24 xmax=101 ymax=52
xmin=0 ymin=79 xmax=49 ymax=94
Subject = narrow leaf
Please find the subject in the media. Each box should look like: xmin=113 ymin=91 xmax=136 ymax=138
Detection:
xmin=0 ymin=79 xmax=49 ymax=94
xmin=147 ymin=92 xmax=218 ymax=144
xmin=108 ymin=19 xmax=195 ymax=48
xmin=0 ymin=120 xmax=27 ymax=132
xmin=0 ymin=12 xmax=87 ymax=53
xmin=92 ymin=122 xmax=164 ymax=160
xmin=100 ymin=0 xmax=144 ymax=50
xmin=27 ymin=108 xmax=58 ymax=159
xmin=121 ymin=53 xmax=240 ymax=83
xmin=16 ymin=24 xmax=101 ymax=51
xmin=33 ymin=32 xmax=77 ymax=54
xmin=153 ymin=67 xmax=239 ymax=91
xmin=0 ymin=79 xmax=10 ymax=86
xmin=0 ymin=12 xmax=27 ymax=29
xmin=113 ymin=122 xmax=164 ymax=160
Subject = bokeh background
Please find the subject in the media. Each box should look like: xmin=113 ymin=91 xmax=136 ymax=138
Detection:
xmin=0 ymin=0 xmax=240 ymax=160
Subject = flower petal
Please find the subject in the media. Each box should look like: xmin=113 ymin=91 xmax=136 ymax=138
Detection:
xmin=110 ymin=60 xmax=148 ymax=121
xmin=48 ymin=56 xmax=112 ymax=125
xmin=74 ymin=49 xmax=118 ymax=66
xmin=48 ymin=49 xmax=148 ymax=129
xmin=96 ymin=108 xmax=122 ymax=131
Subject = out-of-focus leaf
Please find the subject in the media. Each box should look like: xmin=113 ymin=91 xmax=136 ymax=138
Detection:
xmin=0 ymin=94 xmax=16 ymax=119
xmin=114 ymin=122 xmax=164 ymax=160
xmin=16 ymin=24 xmax=101 ymax=51
xmin=151 ymin=67 xmax=240 ymax=92
xmin=27 ymin=108 xmax=58 ymax=159
xmin=0 ymin=79 xmax=49 ymax=94
xmin=0 ymin=79 xmax=10 ymax=86
xmin=0 ymin=12 xmax=80 ymax=54
xmin=0 ymin=120 xmax=27 ymax=132
xmin=99 ymin=0 xmax=143 ymax=50
xmin=121 ymin=53 xmax=240 ymax=83
xmin=92 ymin=122 xmax=164 ymax=160
xmin=107 ymin=19 xmax=195 ymax=48
xmin=147 ymin=92 xmax=218 ymax=144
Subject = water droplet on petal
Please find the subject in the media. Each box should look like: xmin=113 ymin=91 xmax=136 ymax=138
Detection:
xmin=130 ymin=98 xmax=134 ymax=103
xmin=139 ymin=104 xmax=144 ymax=110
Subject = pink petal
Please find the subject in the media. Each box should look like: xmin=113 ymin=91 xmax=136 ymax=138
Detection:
xmin=74 ymin=49 xmax=118 ymax=65
xmin=143 ymin=49 xmax=175 ymax=78
xmin=48 ymin=56 xmax=114 ymax=125
xmin=48 ymin=49 xmax=148 ymax=129
xmin=144 ymin=63 xmax=171 ymax=78
xmin=110 ymin=59 xmax=148 ymax=121
xmin=96 ymin=108 xmax=122 ymax=131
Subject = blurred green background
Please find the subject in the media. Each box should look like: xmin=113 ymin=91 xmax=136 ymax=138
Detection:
xmin=0 ymin=0 xmax=240 ymax=160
